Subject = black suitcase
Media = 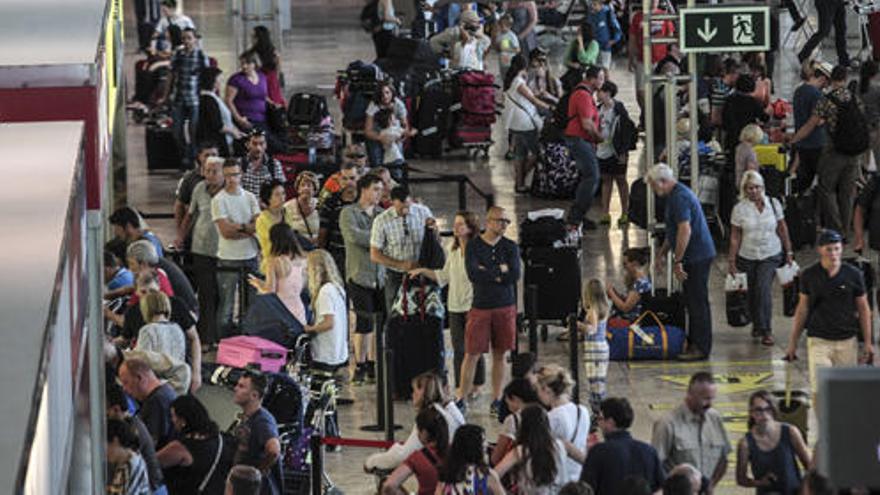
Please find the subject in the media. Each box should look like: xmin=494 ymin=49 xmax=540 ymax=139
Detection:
xmin=523 ymin=246 xmax=581 ymax=322
xmin=413 ymin=85 xmax=450 ymax=157
xmin=785 ymin=192 xmax=817 ymax=249
xmin=388 ymin=314 xmax=444 ymax=399
xmin=146 ymin=123 xmax=182 ymax=170
xmin=643 ymin=289 xmax=687 ymax=330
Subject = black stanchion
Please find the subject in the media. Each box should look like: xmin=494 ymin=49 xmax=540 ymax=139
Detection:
xmin=383 ymin=342 xmax=396 ymax=443
xmin=310 ymin=433 xmax=322 ymax=495
xmin=360 ymin=313 xmax=401 ymax=434
xmin=568 ymin=314 xmax=580 ymax=405
xmin=527 ymin=284 xmax=539 ymax=357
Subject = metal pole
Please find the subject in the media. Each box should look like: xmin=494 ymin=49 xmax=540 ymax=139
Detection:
xmin=568 ymin=314 xmax=580 ymax=405
xmin=643 ymin=0 xmax=658 ymax=293
xmin=87 ymin=211 xmax=106 ymax=494
xmin=687 ymin=1 xmax=699 ymax=199
xmin=458 ymin=179 xmax=467 ymax=211
xmin=527 ymin=284 xmax=539 ymax=356
xmin=665 ymin=79 xmax=677 ymax=175
xmin=383 ymin=341 xmax=395 ymax=443
xmin=310 ymin=432 xmax=323 ymax=495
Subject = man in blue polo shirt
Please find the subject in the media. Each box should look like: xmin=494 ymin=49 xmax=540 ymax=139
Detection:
xmin=649 ymin=163 xmax=716 ymax=361
xmin=581 ymin=397 xmax=665 ymax=493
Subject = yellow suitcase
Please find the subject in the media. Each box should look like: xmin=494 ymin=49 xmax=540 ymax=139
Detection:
xmin=754 ymin=144 xmax=788 ymax=172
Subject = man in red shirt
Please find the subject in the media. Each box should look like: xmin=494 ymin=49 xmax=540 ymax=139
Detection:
xmin=564 ymin=65 xmax=605 ymax=229
xmin=627 ymin=0 xmax=675 ymax=121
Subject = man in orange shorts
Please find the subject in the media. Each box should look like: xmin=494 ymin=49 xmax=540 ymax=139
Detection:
xmin=458 ymin=206 xmax=521 ymax=417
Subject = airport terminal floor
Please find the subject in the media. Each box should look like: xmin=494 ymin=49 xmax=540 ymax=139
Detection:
xmin=113 ymin=0 xmax=879 ymax=494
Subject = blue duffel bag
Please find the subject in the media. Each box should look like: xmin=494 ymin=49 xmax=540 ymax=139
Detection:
xmin=607 ymin=311 xmax=686 ymax=361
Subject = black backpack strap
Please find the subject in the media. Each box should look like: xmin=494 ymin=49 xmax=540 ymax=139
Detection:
xmin=421 ymin=447 xmax=439 ymax=466
xmin=570 ymin=405 xmax=582 ymax=443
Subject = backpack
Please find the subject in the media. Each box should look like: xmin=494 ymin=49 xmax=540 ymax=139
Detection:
xmin=287 ymin=93 xmax=329 ymax=127
xmin=541 ymin=85 xmax=590 ymax=142
xmin=828 ymin=93 xmax=870 ymax=156
xmin=531 ymin=141 xmax=580 ymax=199
xmin=360 ymin=0 xmax=380 ymax=33
xmin=610 ymin=100 xmax=637 ymax=156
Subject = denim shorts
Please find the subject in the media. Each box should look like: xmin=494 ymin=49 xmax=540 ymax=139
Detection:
xmin=511 ymin=129 xmax=540 ymax=160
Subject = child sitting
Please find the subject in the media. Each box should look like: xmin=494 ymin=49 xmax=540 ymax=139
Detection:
xmin=381 ymin=407 xmax=449 ymax=495
xmin=606 ymin=247 xmax=652 ymax=321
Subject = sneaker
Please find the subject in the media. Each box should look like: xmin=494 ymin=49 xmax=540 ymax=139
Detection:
xmin=351 ymin=363 xmax=367 ymax=385
xmin=455 ymin=398 xmax=468 ymax=416
xmin=617 ymin=214 xmax=629 ymax=227
xmin=490 ymin=399 xmax=503 ymax=418
xmin=599 ymin=214 xmax=612 ymax=225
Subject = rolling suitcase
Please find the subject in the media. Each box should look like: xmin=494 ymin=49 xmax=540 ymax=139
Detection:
xmin=628 ymin=178 xmax=667 ymax=229
xmin=456 ymin=70 xmax=497 ymax=127
xmin=785 ymin=191 xmax=817 ymax=249
xmin=523 ymin=246 xmax=581 ymax=322
xmin=146 ymin=121 xmax=182 ymax=170
xmin=413 ymin=85 xmax=450 ymax=157
xmin=771 ymin=363 xmax=809 ymax=442
xmin=530 ymin=141 xmax=579 ymax=200
xmin=388 ymin=277 xmax=445 ymax=399
xmin=217 ymin=335 xmax=289 ymax=373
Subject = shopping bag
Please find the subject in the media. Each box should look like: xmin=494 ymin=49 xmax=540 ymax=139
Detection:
xmin=782 ymin=278 xmax=799 ymax=317
xmin=775 ymin=261 xmax=800 ymax=286
xmin=725 ymin=273 xmax=751 ymax=327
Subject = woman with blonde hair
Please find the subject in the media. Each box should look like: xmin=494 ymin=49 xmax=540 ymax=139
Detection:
xmin=285 ymin=171 xmax=320 ymax=244
xmin=728 ymin=170 xmax=793 ymax=346
xmin=735 ymin=124 xmax=764 ymax=188
xmin=579 ymin=278 xmax=610 ymax=414
xmin=365 ymin=371 xmax=465 ymax=472
xmin=136 ymin=290 xmax=186 ymax=364
xmin=535 ymin=364 xmax=591 ymax=481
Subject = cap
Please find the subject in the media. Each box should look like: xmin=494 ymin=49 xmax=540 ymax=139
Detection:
xmin=814 ymin=61 xmax=833 ymax=79
xmin=460 ymin=10 xmax=480 ymax=25
xmin=816 ymin=229 xmax=843 ymax=246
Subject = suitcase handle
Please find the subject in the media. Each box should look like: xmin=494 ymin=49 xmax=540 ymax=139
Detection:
xmin=631 ymin=310 xmax=666 ymax=331
xmin=261 ymin=351 xmax=285 ymax=360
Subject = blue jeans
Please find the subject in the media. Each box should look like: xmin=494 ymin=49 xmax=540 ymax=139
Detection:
xmin=564 ymin=136 xmax=599 ymax=224
xmin=366 ymin=139 xmax=384 ymax=168
xmin=683 ymin=258 xmax=714 ymax=355
xmin=736 ymin=253 xmax=784 ymax=334
xmin=172 ymin=100 xmax=199 ymax=167
xmin=216 ymin=257 xmax=259 ymax=339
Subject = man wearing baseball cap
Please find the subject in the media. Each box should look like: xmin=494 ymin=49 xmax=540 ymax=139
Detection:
xmin=786 ymin=229 xmax=874 ymax=407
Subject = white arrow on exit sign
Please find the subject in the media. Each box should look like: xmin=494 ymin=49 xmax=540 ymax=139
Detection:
xmin=697 ymin=18 xmax=717 ymax=42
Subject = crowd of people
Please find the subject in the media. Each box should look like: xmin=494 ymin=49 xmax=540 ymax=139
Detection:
xmin=106 ymin=0 xmax=880 ymax=493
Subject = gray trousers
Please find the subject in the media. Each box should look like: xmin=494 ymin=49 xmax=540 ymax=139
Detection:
xmin=216 ymin=257 xmax=259 ymax=340
xmin=449 ymin=312 xmax=485 ymax=388
xmin=736 ymin=253 xmax=783 ymax=334
xmin=817 ymin=148 xmax=861 ymax=235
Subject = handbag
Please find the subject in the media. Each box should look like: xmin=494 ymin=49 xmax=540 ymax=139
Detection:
xmin=607 ymin=310 xmax=685 ymax=361
xmin=782 ymin=276 xmax=799 ymax=317
xmin=506 ymin=91 xmax=543 ymax=131
xmin=266 ymin=102 xmax=287 ymax=133
xmin=725 ymin=273 xmax=751 ymax=327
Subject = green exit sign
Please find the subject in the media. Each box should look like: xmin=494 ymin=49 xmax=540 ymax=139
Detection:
xmin=679 ymin=6 xmax=770 ymax=53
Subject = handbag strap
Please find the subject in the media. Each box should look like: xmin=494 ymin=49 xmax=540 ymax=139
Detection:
xmin=632 ymin=310 xmax=665 ymax=331
xmin=507 ymin=90 xmax=540 ymax=130
xmin=569 ymin=405 xmax=581 ymax=443
xmin=198 ymin=434 xmax=224 ymax=493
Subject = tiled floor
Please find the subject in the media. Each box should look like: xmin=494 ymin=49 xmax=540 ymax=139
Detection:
xmin=120 ymin=2 xmax=876 ymax=493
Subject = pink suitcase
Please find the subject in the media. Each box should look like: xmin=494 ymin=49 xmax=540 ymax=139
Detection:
xmin=216 ymin=335 xmax=288 ymax=373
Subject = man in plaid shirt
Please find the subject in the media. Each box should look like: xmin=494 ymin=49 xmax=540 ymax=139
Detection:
xmin=369 ymin=185 xmax=434 ymax=314
xmin=167 ymin=27 xmax=208 ymax=168
xmin=238 ymin=130 xmax=285 ymax=198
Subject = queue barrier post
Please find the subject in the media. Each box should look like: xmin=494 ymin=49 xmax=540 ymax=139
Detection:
xmin=568 ymin=314 xmax=580 ymax=405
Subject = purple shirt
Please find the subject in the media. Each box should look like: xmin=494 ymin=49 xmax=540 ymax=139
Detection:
xmin=228 ymin=71 xmax=268 ymax=123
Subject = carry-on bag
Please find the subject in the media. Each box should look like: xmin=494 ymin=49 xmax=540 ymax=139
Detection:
xmin=628 ymin=178 xmax=667 ymax=229
xmin=457 ymin=71 xmax=497 ymax=126
xmin=771 ymin=362 xmax=810 ymax=442
xmin=607 ymin=310 xmax=686 ymax=361
xmin=642 ymin=289 xmax=687 ymax=330
xmin=522 ymin=246 xmax=581 ymax=321
xmin=785 ymin=192 xmax=817 ymax=249
xmin=217 ymin=335 xmax=289 ymax=373
xmin=388 ymin=276 xmax=445 ymax=398
xmin=754 ymin=143 xmax=788 ymax=172
xmin=242 ymin=293 xmax=305 ymax=349
xmin=146 ymin=121 xmax=182 ymax=170
xmin=530 ymin=140 xmax=579 ymax=200
xmin=725 ymin=273 xmax=751 ymax=327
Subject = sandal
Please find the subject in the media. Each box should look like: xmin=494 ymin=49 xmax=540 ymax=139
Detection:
xmin=761 ymin=335 xmax=775 ymax=346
